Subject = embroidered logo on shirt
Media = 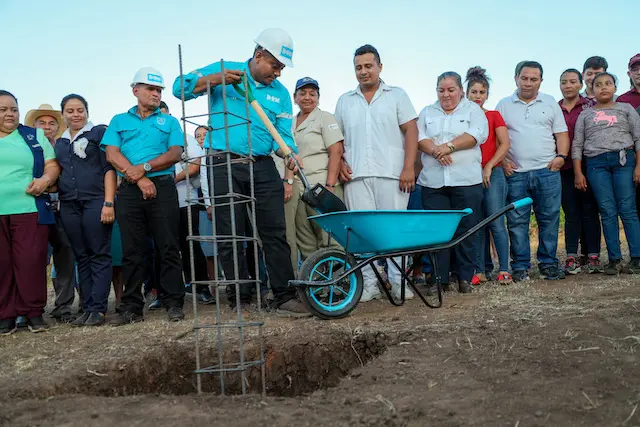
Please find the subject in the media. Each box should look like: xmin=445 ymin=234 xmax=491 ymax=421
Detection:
xmin=157 ymin=117 xmax=166 ymax=126
xmin=266 ymin=94 xmax=281 ymax=104
xmin=593 ymin=111 xmax=617 ymax=126
xmin=280 ymin=46 xmax=293 ymax=59
xmin=328 ymin=123 xmax=339 ymax=130
xmin=26 ymin=134 xmax=35 ymax=141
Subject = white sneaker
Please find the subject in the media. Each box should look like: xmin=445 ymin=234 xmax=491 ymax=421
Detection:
xmin=391 ymin=282 xmax=414 ymax=300
xmin=360 ymin=282 xmax=382 ymax=302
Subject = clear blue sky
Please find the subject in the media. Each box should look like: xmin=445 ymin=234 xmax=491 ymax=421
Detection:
xmin=2 ymin=0 xmax=636 ymax=132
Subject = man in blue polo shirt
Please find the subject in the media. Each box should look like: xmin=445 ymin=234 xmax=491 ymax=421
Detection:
xmin=173 ymin=28 xmax=309 ymax=317
xmin=102 ymin=67 xmax=186 ymax=324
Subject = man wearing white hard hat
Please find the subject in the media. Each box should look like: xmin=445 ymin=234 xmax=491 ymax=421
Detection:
xmin=173 ymin=28 xmax=309 ymax=317
xmin=102 ymin=67 xmax=186 ymax=325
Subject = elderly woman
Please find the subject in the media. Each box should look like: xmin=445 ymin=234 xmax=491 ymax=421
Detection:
xmin=284 ymin=77 xmax=344 ymax=268
xmin=0 ymin=90 xmax=60 ymax=334
xmin=417 ymin=72 xmax=489 ymax=293
xmin=55 ymin=94 xmax=115 ymax=326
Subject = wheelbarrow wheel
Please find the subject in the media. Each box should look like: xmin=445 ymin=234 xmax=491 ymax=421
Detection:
xmin=297 ymin=248 xmax=363 ymax=320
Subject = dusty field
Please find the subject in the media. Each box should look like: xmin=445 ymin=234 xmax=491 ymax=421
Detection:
xmin=1 ymin=270 xmax=640 ymax=427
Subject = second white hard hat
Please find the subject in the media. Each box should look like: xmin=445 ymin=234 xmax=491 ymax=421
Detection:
xmin=131 ymin=67 xmax=165 ymax=89
xmin=254 ymin=28 xmax=294 ymax=68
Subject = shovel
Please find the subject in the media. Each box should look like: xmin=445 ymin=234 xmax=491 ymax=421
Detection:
xmin=232 ymin=80 xmax=347 ymax=215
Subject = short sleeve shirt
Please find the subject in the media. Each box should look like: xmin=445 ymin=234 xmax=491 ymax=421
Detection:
xmin=0 ymin=128 xmax=55 ymax=215
xmin=293 ymin=108 xmax=344 ymax=186
xmin=175 ymin=135 xmax=204 ymax=208
xmin=480 ymin=111 xmax=507 ymax=168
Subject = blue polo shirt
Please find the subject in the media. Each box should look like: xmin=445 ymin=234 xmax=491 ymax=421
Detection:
xmin=172 ymin=59 xmax=297 ymax=156
xmin=101 ymin=107 xmax=184 ymax=177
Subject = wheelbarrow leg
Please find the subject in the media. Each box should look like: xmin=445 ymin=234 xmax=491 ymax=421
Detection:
xmin=372 ymin=261 xmax=404 ymax=306
xmin=427 ymin=252 xmax=444 ymax=308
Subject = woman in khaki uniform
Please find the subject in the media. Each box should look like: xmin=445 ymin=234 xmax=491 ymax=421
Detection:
xmin=283 ymin=77 xmax=345 ymax=270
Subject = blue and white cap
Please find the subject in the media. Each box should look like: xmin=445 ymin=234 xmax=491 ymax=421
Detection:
xmin=295 ymin=77 xmax=319 ymax=91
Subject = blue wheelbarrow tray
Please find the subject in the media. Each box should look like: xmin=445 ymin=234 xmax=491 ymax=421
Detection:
xmin=309 ymin=208 xmax=473 ymax=256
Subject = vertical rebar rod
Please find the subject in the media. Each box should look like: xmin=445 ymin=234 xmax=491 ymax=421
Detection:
xmin=178 ymin=44 xmax=202 ymax=395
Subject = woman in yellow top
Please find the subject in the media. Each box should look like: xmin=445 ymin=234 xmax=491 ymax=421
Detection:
xmin=283 ymin=78 xmax=345 ymax=269
xmin=0 ymin=90 xmax=60 ymax=334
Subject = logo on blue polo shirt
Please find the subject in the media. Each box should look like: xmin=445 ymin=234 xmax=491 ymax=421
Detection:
xmin=280 ymin=46 xmax=293 ymax=60
xmin=157 ymin=117 xmax=166 ymax=126
xmin=148 ymin=73 xmax=163 ymax=84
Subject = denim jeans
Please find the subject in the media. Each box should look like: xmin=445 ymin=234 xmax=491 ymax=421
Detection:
xmin=560 ymin=168 xmax=601 ymax=256
xmin=475 ymin=166 xmax=510 ymax=273
xmin=586 ymin=150 xmax=640 ymax=261
xmin=506 ymin=168 xmax=562 ymax=272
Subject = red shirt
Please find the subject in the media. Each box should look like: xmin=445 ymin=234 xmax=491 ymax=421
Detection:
xmin=618 ymin=88 xmax=640 ymax=111
xmin=480 ymin=110 xmax=506 ymax=168
xmin=559 ymin=96 xmax=592 ymax=170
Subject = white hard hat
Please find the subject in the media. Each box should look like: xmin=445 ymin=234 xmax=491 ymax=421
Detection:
xmin=131 ymin=67 xmax=165 ymax=89
xmin=253 ymin=28 xmax=294 ymax=68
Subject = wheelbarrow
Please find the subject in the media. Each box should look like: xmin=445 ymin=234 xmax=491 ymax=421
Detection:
xmin=289 ymin=197 xmax=533 ymax=319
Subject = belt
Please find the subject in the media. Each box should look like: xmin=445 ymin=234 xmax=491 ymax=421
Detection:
xmin=120 ymin=174 xmax=174 ymax=187
xmin=210 ymin=151 xmax=271 ymax=162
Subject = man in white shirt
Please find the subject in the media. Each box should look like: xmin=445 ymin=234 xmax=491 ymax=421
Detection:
xmin=496 ymin=61 xmax=570 ymax=282
xmin=335 ymin=44 xmax=419 ymax=302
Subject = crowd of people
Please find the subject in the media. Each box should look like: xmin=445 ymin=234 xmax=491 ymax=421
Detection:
xmin=2 ymin=26 xmax=640 ymax=334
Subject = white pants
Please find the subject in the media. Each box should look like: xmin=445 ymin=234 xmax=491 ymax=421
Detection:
xmin=344 ymin=177 xmax=410 ymax=286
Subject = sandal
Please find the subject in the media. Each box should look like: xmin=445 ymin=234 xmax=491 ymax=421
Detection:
xmin=496 ymin=272 xmax=513 ymax=285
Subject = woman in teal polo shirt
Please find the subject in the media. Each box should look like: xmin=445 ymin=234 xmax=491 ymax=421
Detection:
xmin=0 ymin=90 xmax=60 ymax=334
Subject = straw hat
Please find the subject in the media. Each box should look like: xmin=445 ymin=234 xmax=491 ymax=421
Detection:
xmin=24 ymin=104 xmax=66 ymax=139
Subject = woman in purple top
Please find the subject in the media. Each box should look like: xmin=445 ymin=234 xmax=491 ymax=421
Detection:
xmin=572 ymin=72 xmax=640 ymax=275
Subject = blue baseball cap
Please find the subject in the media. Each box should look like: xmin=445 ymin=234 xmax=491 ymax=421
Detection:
xmin=295 ymin=77 xmax=319 ymax=91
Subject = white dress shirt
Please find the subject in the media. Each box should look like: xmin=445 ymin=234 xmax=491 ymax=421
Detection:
xmin=334 ymin=81 xmax=417 ymax=180
xmin=417 ymin=98 xmax=488 ymax=189
xmin=175 ymin=135 xmax=203 ymax=208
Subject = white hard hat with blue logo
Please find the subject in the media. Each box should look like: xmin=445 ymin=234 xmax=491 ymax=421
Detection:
xmin=131 ymin=67 xmax=165 ymax=89
xmin=254 ymin=28 xmax=294 ymax=68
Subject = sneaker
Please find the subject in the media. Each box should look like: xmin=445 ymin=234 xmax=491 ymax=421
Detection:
xmin=71 ymin=312 xmax=90 ymax=327
xmin=110 ymin=311 xmax=144 ymax=326
xmin=564 ymin=256 xmax=582 ymax=275
xmin=198 ymin=290 xmax=216 ymax=305
xmin=458 ymin=280 xmax=473 ymax=293
xmin=539 ymin=265 xmax=565 ymax=281
xmin=604 ymin=260 xmax=622 ymax=275
xmin=496 ymin=272 xmax=513 ymax=285
xmin=0 ymin=318 xmax=17 ymax=335
xmin=587 ymin=256 xmax=603 ymax=274
xmin=27 ymin=316 xmax=49 ymax=333
xmin=275 ymin=299 xmax=311 ymax=318
xmin=627 ymin=258 xmax=640 ymax=274
xmin=360 ymin=282 xmax=382 ymax=302
xmin=167 ymin=307 xmax=185 ymax=322
xmin=390 ymin=282 xmax=414 ymax=300
xmin=85 ymin=312 xmax=106 ymax=327
xmin=15 ymin=316 xmax=28 ymax=329
xmin=512 ymin=270 xmax=530 ymax=282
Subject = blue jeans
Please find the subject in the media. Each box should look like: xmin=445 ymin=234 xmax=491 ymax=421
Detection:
xmin=475 ymin=167 xmax=510 ymax=273
xmin=506 ymin=168 xmax=562 ymax=272
xmin=586 ymin=150 xmax=640 ymax=260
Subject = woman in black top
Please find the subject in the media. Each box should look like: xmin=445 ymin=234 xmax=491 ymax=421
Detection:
xmin=55 ymin=94 xmax=116 ymax=326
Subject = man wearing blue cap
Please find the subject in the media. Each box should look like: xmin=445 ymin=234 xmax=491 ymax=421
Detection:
xmin=173 ymin=28 xmax=309 ymax=317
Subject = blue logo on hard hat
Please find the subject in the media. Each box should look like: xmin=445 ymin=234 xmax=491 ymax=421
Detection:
xmin=280 ymin=46 xmax=293 ymax=59
xmin=147 ymin=73 xmax=163 ymax=83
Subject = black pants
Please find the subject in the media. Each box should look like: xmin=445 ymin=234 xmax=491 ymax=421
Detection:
xmin=49 ymin=212 xmax=78 ymax=316
xmin=116 ymin=176 xmax=184 ymax=315
xmin=560 ymin=168 xmax=601 ymax=256
xmin=421 ymin=184 xmax=483 ymax=283
xmin=211 ymin=156 xmax=295 ymax=305
xmin=59 ymin=199 xmax=113 ymax=313
xmin=179 ymin=206 xmax=209 ymax=292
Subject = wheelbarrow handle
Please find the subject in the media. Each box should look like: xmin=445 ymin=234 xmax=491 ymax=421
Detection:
xmin=232 ymin=80 xmax=312 ymax=189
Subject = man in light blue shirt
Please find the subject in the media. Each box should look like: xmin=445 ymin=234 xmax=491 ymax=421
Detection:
xmin=172 ymin=28 xmax=309 ymax=317
xmin=102 ymin=67 xmax=186 ymax=325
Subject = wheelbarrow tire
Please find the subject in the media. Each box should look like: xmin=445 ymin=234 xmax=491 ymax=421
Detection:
xmin=297 ymin=248 xmax=363 ymax=320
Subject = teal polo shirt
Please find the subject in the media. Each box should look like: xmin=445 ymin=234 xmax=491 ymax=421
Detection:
xmin=101 ymin=106 xmax=184 ymax=177
xmin=172 ymin=59 xmax=297 ymax=156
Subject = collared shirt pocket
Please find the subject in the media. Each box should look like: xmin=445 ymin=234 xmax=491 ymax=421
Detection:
xmin=119 ymin=124 xmax=141 ymax=143
xmin=151 ymin=122 xmax=171 ymax=146
xmin=424 ymin=117 xmax=444 ymax=142
xmin=449 ymin=116 xmax=471 ymax=137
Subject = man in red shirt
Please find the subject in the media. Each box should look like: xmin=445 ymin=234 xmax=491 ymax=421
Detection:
xmin=617 ymin=54 xmax=640 ymax=114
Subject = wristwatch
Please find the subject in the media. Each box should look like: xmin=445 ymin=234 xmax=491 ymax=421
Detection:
xmin=103 ymin=201 xmax=114 ymax=208
xmin=283 ymin=178 xmax=294 ymax=185
xmin=556 ymin=154 xmax=568 ymax=161
xmin=447 ymin=142 xmax=456 ymax=152
xmin=143 ymin=162 xmax=152 ymax=172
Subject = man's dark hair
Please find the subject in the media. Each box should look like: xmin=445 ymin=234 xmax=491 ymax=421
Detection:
xmin=159 ymin=101 xmax=169 ymax=111
xmin=0 ymin=90 xmax=17 ymax=103
xmin=583 ymin=56 xmax=608 ymax=72
xmin=517 ymin=61 xmax=544 ymax=78
xmin=560 ymin=68 xmax=583 ymax=84
xmin=354 ymin=44 xmax=381 ymax=64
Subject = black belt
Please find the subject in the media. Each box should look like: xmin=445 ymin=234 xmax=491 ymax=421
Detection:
xmin=210 ymin=151 xmax=271 ymax=162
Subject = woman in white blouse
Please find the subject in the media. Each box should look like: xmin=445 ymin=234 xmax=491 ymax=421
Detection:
xmin=417 ymin=71 xmax=489 ymax=293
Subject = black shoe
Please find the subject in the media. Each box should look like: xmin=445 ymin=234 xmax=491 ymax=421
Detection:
xmin=441 ymin=283 xmax=451 ymax=292
xmin=628 ymin=258 xmax=640 ymax=274
xmin=110 ymin=311 xmax=144 ymax=326
xmin=198 ymin=290 xmax=216 ymax=305
xmin=605 ymin=260 xmax=622 ymax=275
xmin=27 ymin=316 xmax=49 ymax=333
xmin=512 ymin=270 xmax=530 ymax=282
xmin=58 ymin=313 xmax=78 ymax=324
xmin=0 ymin=318 xmax=17 ymax=335
xmin=71 ymin=312 xmax=90 ymax=327
xmin=458 ymin=280 xmax=473 ymax=293
xmin=85 ymin=312 xmax=106 ymax=327
xmin=15 ymin=316 xmax=28 ymax=329
xmin=539 ymin=265 xmax=565 ymax=281
xmin=167 ymin=307 xmax=185 ymax=322
xmin=275 ymin=299 xmax=311 ymax=318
